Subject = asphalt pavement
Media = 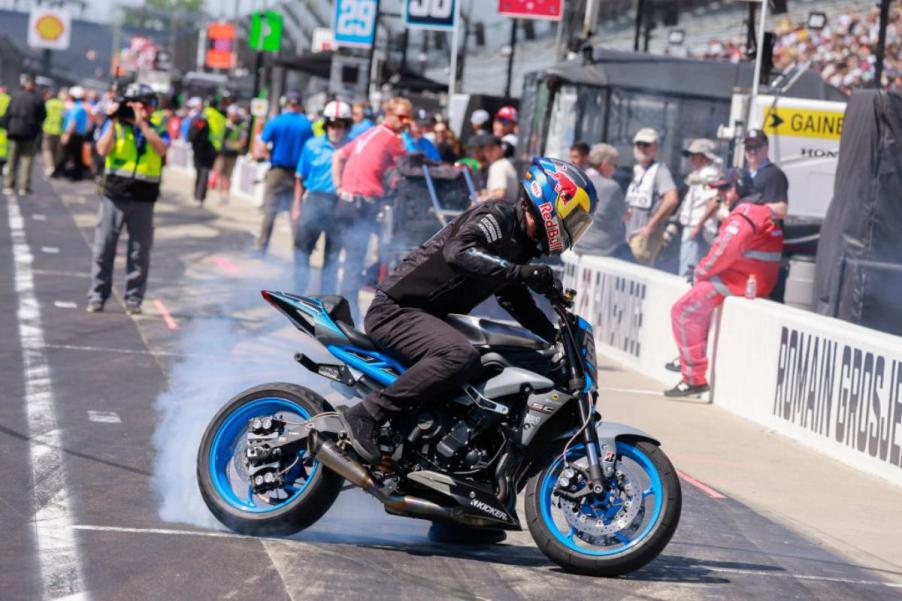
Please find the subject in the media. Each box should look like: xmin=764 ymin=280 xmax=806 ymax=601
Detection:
xmin=1 ymin=167 xmax=900 ymax=601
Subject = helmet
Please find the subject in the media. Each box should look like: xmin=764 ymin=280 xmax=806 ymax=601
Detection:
xmin=496 ymin=106 xmax=518 ymax=123
xmin=121 ymin=83 xmax=158 ymax=108
xmin=322 ymin=100 xmax=352 ymax=125
xmin=521 ymin=157 xmax=597 ymax=255
xmin=68 ymin=86 xmax=85 ymax=100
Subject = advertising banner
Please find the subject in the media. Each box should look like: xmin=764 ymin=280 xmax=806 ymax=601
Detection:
xmin=250 ymin=10 xmax=283 ymax=53
xmin=404 ymin=0 xmax=458 ymax=31
xmin=206 ymin=22 xmax=236 ymax=70
xmin=28 ymin=7 xmax=72 ymax=50
xmin=498 ymin=0 xmax=564 ymax=21
xmin=334 ymin=0 xmax=378 ymax=48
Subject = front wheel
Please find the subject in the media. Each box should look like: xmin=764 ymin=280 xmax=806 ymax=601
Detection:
xmin=197 ymin=382 xmax=343 ymax=536
xmin=525 ymin=439 xmax=681 ymax=577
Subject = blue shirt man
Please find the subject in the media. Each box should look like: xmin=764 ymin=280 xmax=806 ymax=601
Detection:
xmin=348 ymin=118 xmax=374 ymax=140
xmin=401 ymin=131 xmax=441 ymax=161
xmin=296 ymin=133 xmax=345 ymax=193
xmin=63 ymin=100 xmax=89 ymax=135
xmin=291 ymin=109 xmax=350 ymax=295
xmin=261 ymin=109 xmax=313 ymax=168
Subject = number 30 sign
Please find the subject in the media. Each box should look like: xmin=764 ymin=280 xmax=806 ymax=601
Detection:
xmin=333 ymin=0 xmax=378 ymax=48
xmin=404 ymin=0 xmax=458 ymax=31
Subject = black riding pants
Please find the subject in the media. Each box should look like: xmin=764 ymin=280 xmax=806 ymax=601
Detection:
xmin=360 ymin=295 xmax=481 ymax=419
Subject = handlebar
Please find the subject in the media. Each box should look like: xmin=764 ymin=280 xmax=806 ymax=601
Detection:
xmin=544 ymin=279 xmax=576 ymax=310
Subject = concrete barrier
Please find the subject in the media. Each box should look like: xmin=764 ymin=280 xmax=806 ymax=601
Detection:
xmin=563 ymin=253 xmax=695 ymax=386
xmin=166 ymin=140 xmax=195 ymax=176
xmin=231 ymin=156 xmax=268 ymax=207
xmin=713 ymin=296 xmax=902 ymax=487
xmin=564 ymin=251 xmax=902 ymax=487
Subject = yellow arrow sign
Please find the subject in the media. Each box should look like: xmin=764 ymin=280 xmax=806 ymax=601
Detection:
xmin=762 ymin=106 xmax=845 ymax=141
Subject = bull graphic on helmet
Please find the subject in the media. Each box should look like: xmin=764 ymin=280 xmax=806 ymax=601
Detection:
xmin=521 ymin=157 xmax=598 ymax=255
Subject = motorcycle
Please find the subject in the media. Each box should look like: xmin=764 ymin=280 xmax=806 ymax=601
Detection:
xmin=196 ymin=285 xmax=681 ymax=576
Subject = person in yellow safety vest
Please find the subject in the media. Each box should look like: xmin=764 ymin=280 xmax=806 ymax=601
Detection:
xmin=43 ymin=88 xmax=66 ymax=176
xmin=86 ymin=83 xmax=169 ymax=315
xmin=203 ymin=99 xmax=226 ymax=152
xmin=0 ymin=86 xmax=9 ymax=167
xmin=215 ymin=103 xmax=247 ymax=204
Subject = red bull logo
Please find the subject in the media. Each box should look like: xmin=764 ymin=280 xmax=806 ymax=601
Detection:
xmin=539 ymin=202 xmax=563 ymax=252
xmin=547 ymin=166 xmax=591 ymax=219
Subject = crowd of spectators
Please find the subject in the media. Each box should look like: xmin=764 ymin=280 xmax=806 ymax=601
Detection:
xmin=696 ymin=5 xmax=902 ymax=94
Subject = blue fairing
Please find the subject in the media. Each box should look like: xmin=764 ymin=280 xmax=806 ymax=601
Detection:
xmin=576 ymin=316 xmax=598 ymax=392
xmin=263 ymin=291 xmax=406 ymax=386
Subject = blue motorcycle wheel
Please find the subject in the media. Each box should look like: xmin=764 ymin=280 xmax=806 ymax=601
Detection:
xmin=197 ymin=383 xmax=343 ymax=536
xmin=525 ymin=439 xmax=681 ymax=577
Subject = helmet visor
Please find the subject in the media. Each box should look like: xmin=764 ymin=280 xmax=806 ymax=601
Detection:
xmin=561 ymin=209 xmax=594 ymax=246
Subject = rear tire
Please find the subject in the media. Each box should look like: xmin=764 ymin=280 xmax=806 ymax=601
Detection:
xmin=525 ymin=439 xmax=681 ymax=577
xmin=197 ymin=382 xmax=343 ymax=536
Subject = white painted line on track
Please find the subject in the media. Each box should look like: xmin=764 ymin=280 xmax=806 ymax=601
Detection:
xmin=54 ymin=300 xmax=78 ymax=309
xmin=598 ymin=386 xmax=665 ymax=397
xmin=87 ymin=411 xmax=122 ymax=424
xmin=32 ymin=213 xmax=47 ymax=221
xmin=677 ymin=470 xmax=727 ymax=499
xmin=41 ymin=246 xmax=60 ymax=254
xmin=7 ymin=195 xmax=88 ymax=600
xmin=40 ymin=342 xmax=276 ymax=363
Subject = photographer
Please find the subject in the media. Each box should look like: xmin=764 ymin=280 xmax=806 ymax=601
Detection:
xmin=86 ymin=83 xmax=169 ymax=315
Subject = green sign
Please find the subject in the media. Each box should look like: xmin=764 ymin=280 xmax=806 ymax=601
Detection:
xmin=250 ymin=10 xmax=282 ymax=52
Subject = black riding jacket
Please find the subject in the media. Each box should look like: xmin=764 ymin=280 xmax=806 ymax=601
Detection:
xmin=379 ymin=200 xmax=556 ymax=342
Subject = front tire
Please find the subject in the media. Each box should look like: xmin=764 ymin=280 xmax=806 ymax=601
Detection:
xmin=197 ymin=382 xmax=343 ymax=536
xmin=525 ymin=439 xmax=681 ymax=577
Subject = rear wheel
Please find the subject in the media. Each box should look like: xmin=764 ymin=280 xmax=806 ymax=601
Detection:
xmin=197 ymin=382 xmax=343 ymax=536
xmin=525 ymin=439 xmax=681 ymax=576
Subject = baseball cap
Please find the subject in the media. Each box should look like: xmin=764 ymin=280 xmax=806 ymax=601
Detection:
xmin=283 ymin=90 xmax=302 ymax=105
xmin=743 ymin=128 xmax=769 ymax=146
xmin=413 ymin=108 xmax=435 ymax=125
xmin=496 ymin=106 xmax=518 ymax=122
xmin=186 ymin=96 xmax=203 ymax=109
xmin=68 ymin=86 xmax=85 ymax=100
xmin=682 ymin=138 xmax=719 ymax=161
xmin=709 ymin=167 xmax=744 ymax=189
xmin=633 ymin=127 xmax=659 ymax=144
xmin=468 ymin=133 xmax=500 ymax=148
xmin=470 ymin=109 xmax=490 ymax=126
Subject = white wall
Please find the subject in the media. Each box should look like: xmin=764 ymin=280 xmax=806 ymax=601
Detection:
xmin=565 ymin=252 xmax=902 ymax=488
xmin=165 ymin=142 xmax=267 ymax=206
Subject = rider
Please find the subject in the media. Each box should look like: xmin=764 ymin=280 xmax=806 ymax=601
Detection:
xmin=339 ymin=156 xmax=597 ymax=464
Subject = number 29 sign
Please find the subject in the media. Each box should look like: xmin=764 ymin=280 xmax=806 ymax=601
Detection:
xmin=333 ymin=0 xmax=378 ymax=48
xmin=404 ymin=0 xmax=458 ymax=31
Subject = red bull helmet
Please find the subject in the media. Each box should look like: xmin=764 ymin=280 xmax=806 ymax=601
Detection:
xmin=521 ymin=157 xmax=597 ymax=255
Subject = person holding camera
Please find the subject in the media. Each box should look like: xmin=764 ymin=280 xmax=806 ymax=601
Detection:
xmin=625 ymin=128 xmax=678 ymax=267
xmin=86 ymin=83 xmax=169 ymax=315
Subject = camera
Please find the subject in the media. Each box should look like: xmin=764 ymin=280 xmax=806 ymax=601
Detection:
xmin=112 ymin=98 xmax=135 ymax=121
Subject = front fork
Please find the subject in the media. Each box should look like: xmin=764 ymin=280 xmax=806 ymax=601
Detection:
xmin=576 ymin=393 xmax=606 ymax=483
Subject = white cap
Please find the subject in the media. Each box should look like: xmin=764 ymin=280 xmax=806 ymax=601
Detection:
xmin=186 ymin=96 xmax=203 ymax=109
xmin=226 ymin=104 xmax=241 ymax=116
xmin=633 ymin=127 xmax=659 ymax=144
xmin=470 ymin=109 xmax=490 ymax=126
xmin=682 ymin=138 xmax=719 ymax=161
xmin=68 ymin=86 xmax=85 ymax=99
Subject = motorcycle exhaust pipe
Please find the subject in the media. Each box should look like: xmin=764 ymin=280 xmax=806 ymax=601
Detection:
xmin=309 ymin=431 xmax=452 ymax=521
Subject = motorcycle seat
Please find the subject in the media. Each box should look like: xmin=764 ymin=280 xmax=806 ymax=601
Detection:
xmin=335 ymin=320 xmax=378 ymax=351
xmin=444 ymin=314 xmax=550 ymax=351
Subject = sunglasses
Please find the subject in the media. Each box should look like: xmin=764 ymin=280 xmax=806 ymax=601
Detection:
xmin=744 ymin=143 xmax=763 ymax=151
xmin=634 ymin=141 xmax=653 ymax=149
xmin=396 ymin=113 xmax=413 ymax=122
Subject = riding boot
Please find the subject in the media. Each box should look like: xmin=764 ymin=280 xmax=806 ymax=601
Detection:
xmin=427 ymin=521 xmax=507 ymax=545
xmin=338 ymin=403 xmax=384 ymax=465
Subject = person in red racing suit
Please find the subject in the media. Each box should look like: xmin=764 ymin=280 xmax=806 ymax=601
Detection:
xmin=666 ymin=168 xmax=783 ymax=397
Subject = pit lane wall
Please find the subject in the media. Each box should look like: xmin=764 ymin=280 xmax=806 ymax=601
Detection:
xmin=166 ymin=141 xmax=266 ymax=206
xmin=563 ymin=253 xmax=902 ymax=488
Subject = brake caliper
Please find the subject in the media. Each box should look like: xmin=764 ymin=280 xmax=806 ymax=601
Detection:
xmin=245 ymin=416 xmax=286 ymax=494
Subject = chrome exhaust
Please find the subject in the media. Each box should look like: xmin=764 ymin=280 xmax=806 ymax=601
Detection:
xmin=308 ymin=431 xmax=452 ymax=521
